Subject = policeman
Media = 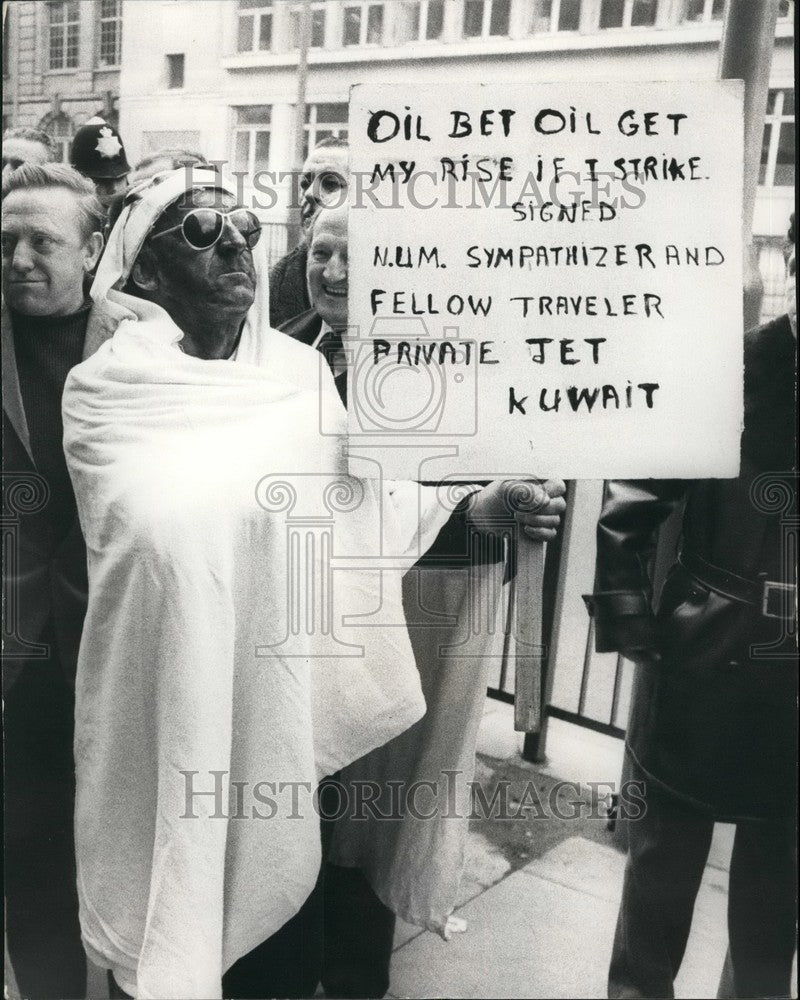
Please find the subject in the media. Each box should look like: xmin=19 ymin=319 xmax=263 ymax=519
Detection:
xmin=70 ymin=115 xmax=131 ymax=208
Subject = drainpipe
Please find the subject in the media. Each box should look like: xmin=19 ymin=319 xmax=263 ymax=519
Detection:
xmin=287 ymin=0 xmax=311 ymax=253
xmin=718 ymin=0 xmax=780 ymax=331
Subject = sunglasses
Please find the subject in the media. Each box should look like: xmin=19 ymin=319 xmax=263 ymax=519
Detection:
xmin=149 ymin=207 xmax=262 ymax=251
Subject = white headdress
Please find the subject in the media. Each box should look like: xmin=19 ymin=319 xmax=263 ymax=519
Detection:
xmin=84 ymin=166 xmax=271 ymax=360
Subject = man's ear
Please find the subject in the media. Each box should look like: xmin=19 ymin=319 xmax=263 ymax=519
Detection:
xmin=128 ymin=245 xmax=160 ymax=293
xmin=83 ymin=231 xmax=104 ymax=273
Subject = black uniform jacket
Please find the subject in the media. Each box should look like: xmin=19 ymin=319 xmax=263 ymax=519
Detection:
xmin=269 ymin=244 xmax=310 ymax=329
xmin=587 ymin=315 xmax=797 ymax=821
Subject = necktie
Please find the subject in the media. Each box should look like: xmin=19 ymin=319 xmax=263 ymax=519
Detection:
xmin=317 ymin=327 xmax=348 ymax=407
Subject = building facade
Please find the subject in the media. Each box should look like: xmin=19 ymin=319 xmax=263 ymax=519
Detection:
xmin=112 ymin=0 xmax=794 ymax=305
xmin=3 ymin=0 xmax=123 ymax=161
xmin=4 ymin=2 xmax=793 ymax=291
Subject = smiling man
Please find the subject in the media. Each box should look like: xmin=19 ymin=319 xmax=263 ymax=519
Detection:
xmin=279 ymin=202 xmax=567 ymax=1000
xmin=306 ymin=202 xmax=348 ymax=328
xmin=278 ymin=203 xmax=349 ymax=402
xmin=1 ymin=162 xmax=104 ymax=998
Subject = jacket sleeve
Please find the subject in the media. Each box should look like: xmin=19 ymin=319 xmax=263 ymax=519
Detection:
xmin=584 ymin=479 xmax=689 ymax=653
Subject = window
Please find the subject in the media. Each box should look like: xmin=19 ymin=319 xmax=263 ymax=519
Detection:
xmin=778 ymin=0 xmax=794 ymax=18
xmin=760 ymin=89 xmax=794 ymax=188
xmin=681 ymin=0 xmax=725 ymax=23
xmin=404 ymin=0 xmax=445 ymax=40
xmin=48 ymin=1 xmax=79 ymax=70
xmin=98 ymin=0 xmax=122 ymax=67
xmin=463 ymin=0 xmax=510 ymax=38
xmin=303 ymin=102 xmax=348 ymax=159
xmin=233 ymin=106 xmax=271 ymax=176
xmin=167 ymin=53 xmax=185 ymax=89
xmin=41 ymin=112 xmax=74 ymax=163
xmin=237 ymin=0 xmax=273 ymax=53
xmin=530 ymin=0 xmax=581 ymax=32
xmin=343 ymin=2 xmax=384 ymax=46
xmin=629 ymin=0 xmax=657 ymax=25
xmin=289 ymin=2 xmax=327 ymax=49
xmin=599 ymin=0 xmax=624 ymax=27
xmin=142 ymin=130 xmax=202 ymax=155
xmin=599 ymin=0 xmax=657 ymax=28
xmin=758 ymin=242 xmax=790 ymax=323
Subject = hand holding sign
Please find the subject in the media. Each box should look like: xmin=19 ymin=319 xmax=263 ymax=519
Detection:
xmin=468 ymin=478 xmax=567 ymax=542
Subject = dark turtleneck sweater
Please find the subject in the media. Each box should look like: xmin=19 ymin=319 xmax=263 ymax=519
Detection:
xmin=11 ymin=303 xmax=91 ymax=546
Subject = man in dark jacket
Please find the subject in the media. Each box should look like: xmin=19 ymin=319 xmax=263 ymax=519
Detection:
xmin=586 ymin=222 xmax=797 ymax=999
xmin=280 ymin=203 xmax=566 ymax=997
xmin=2 ymin=163 xmax=104 ymax=998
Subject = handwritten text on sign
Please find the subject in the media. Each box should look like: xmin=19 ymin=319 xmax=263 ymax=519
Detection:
xmin=345 ymin=82 xmax=744 ymax=481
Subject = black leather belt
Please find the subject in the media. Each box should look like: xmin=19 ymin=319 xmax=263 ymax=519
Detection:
xmin=679 ymin=550 xmax=796 ymax=621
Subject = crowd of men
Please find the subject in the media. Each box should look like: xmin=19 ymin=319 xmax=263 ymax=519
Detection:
xmin=1 ymin=110 xmax=796 ymax=1000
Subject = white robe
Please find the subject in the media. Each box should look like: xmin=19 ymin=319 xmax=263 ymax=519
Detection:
xmin=63 ymin=294 xmax=466 ymax=998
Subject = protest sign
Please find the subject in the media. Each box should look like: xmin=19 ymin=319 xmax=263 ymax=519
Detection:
xmin=345 ymin=81 xmax=744 ymax=480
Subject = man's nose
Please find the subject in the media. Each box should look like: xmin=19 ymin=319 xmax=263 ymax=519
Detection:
xmin=10 ymin=238 xmax=35 ymax=272
xmin=323 ymin=254 xmax=347 ymax=284
xmin=217 ymin=216 xmax=248 ymax=252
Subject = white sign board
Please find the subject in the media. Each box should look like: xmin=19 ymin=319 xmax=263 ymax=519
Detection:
xmin=345 ymin=82 xmax=744 ymax=481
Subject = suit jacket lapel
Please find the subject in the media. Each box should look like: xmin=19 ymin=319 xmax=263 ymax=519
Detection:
xmin=1 ymin=300 xmax=34 ymax=465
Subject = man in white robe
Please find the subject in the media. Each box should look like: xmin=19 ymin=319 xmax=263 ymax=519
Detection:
xmin=65 ymin=168 xmax=482 ymax=999
xmin=282 ymin=204 xmax=567 ymax=998
xmin=65 ymin=170 xmax=563 ymax=999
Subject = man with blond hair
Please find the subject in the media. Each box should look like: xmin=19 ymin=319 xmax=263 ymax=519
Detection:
xmin=2 ymin=162 xmax=104 ymax=998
